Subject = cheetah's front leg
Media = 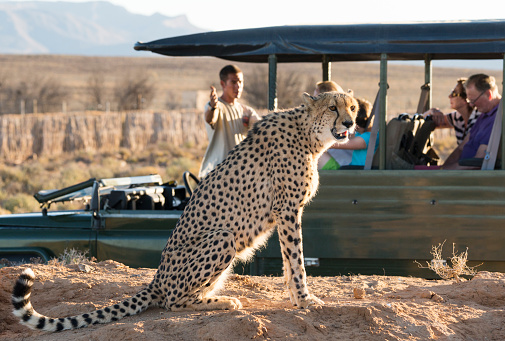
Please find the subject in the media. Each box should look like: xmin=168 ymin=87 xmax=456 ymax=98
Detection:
xmin=277 ymin=215 xmax=324 ymax=308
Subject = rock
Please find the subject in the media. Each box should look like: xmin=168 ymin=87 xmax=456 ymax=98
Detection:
xmin=353 ymin=287 xmax=366 ymax=299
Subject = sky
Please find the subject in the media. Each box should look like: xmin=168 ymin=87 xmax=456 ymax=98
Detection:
xmin=107 ymin=0 xmax=502 ymax=32
xmin=8 ymin=0 xmax=505 ymax=32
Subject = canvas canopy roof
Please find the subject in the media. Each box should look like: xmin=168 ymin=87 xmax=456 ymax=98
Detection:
xmin=134 ymin=20 xmax=505 ymax=62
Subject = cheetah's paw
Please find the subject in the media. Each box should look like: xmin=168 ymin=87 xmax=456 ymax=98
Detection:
xmin=296 ymin=294 xmax=324 ymax=308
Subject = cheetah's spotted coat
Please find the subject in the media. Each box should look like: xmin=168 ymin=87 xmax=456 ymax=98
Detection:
xmin=12 ymin=91 xmax=358 ymax=332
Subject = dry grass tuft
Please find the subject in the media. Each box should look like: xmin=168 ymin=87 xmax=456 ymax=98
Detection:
xmin=48 ymin=248 xmax=96 ymax=266
xmin=415 ymin=241 xmax=482 ymax=281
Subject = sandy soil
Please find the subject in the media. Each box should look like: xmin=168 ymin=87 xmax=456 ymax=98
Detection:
xmin=1 ymin=260 xmax=504 ymax=340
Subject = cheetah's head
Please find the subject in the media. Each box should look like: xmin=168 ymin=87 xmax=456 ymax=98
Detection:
xmin=302 ymin=91 xmax=358 ymax=146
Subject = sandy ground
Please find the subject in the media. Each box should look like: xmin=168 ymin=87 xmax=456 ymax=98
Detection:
xmin=1 ymin=260 xmax=505 ymax=340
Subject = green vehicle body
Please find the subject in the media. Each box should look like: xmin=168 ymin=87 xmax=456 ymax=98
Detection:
xmin=252 ymin=170 xmax=505 ymax=277
xmin=2 ymin=20 xmax=505 ymax=278
xmin=1 ymin=170 xmax=502 ymax=278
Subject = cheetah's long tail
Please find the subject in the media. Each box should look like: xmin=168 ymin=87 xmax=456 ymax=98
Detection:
xmin=12 ymin=268 xmax=155 ymax=332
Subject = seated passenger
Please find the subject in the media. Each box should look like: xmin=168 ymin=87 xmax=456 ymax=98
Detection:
xmin=313 ymin=80 xmax=344 ymax=96
xmin=327 ymin=97 xmax=376 ymax=168
xmin=442 ymin=74 xmax=502 ymax=169
xmin=423 ymin=78 xmax=481 ymax=145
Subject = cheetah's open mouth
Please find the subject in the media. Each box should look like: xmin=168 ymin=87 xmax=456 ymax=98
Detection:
xmin=331 ymin=128 xmax=348 ymax=140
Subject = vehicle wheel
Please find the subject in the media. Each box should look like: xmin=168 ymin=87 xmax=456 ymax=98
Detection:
xmin=182 ymin=171 xmax=200 ymax=197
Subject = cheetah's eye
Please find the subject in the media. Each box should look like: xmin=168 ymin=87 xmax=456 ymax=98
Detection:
xmin=329 ymin=106 xmax=337 ymax=111
xmin=350 ymin=105 xmax=356 ymax=112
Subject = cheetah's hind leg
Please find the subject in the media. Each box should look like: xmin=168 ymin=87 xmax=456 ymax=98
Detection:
xmin=172 ymin=293 xmax=242 ymax=311
xmin=167 ymin=230 xmax=242 ymax=311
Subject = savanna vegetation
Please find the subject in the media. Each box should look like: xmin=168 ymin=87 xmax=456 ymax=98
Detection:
xmin=0 ymin=142 xmax=205 ymax=214
xmin=0 ymin=54 xmax=502 ymax=214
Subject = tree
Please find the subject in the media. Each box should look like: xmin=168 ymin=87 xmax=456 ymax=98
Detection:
xmin=114 ymin=73 xmax=156 ymax=111
xmin=35 ymin=77 xmax=69 ymax=113
xmin=244 ymin=66 xmax=317 ymax=110
xmin=87 ymin=71 xmax=107 ymax=110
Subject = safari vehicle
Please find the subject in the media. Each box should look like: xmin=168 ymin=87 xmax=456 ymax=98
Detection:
xmin=0 ymin=174 xmax=195 ymax=268
xmin=1 ymin=20 xmax=504 ymax=278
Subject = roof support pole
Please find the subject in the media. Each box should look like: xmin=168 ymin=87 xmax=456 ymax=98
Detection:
xmin=501 ymin=54 xmax=505 ymax=169
xmin=379 ymin=53 xmax=388 ymax=170
xmin=268 ymin=54 xmax=278 ymax=111
xmin=424 ymin=54 xmax=433 ymax=109
xmin=322 ymin=55 xmax=331 ymax=81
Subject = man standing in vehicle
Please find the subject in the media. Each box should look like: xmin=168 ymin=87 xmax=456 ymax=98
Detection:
xmin=443 ymin=73 xmax=502 ymax=169
xmin=199 ymin=65 xmax=260 ymax=178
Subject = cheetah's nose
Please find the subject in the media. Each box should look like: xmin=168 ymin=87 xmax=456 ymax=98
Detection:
xmin=342 ymin=120 xmax=353 ymax=128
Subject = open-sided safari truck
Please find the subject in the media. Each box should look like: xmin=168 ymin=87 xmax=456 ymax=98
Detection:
xmin=135 ymin=20 xmax=505 ymax=277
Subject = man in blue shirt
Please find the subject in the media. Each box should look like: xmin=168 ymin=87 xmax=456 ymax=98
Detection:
xmin=443 ymin=74 xmax=502 ymax=170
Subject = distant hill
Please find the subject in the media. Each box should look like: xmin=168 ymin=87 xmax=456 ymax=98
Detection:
xmin=0 ymin=1 xmax=204 ymax=56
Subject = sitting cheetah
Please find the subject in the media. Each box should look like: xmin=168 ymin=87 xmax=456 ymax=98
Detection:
xmin=12 ymin=91 xmax=357 ymax=332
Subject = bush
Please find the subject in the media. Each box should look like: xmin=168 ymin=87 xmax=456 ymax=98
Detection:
xmin=114 ymin=72 xmax=156 ymax=111
xmin=165 ymin=157 xmax=200 ymax=183
xmin=60 ymin=162 xmax=92 ymax=188
xmin=88 ymin=157 xmax=126 ymax=179
xmin=415 ymin=241 xmax=481 ymax=281
xmin=1 ymin=193 xmax=40 ymax=213
xmin=52 ymin=248 xmax=92 ymax=265
xmin=127 ymin=166 xmax=161 ymax=178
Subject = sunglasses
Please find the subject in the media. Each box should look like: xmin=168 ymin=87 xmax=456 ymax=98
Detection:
xmin=449 ymin=91 xmax=465 ymax=98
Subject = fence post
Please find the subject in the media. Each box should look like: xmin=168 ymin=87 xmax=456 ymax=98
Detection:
xmin=137 ymin=94 xmax=142 ymax=110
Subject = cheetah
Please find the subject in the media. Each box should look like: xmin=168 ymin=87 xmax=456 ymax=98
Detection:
xmin=12 ymin=91 xmax=358 ymax=332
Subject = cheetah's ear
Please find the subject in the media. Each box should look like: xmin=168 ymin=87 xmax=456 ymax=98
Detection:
xmin=302 ymin=92 xmax=316 ymax=105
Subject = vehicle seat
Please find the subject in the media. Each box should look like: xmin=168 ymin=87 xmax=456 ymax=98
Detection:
xmin=371 ymin=114 xmax=438 ymax=169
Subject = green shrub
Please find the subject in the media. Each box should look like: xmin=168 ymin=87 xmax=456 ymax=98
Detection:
xmin=60 ymin=162 xmax=92 ymax=187
xmin=0 ymin=167 xmax=23 ymax=182
xmin=165 ymin=157 xmax=200 ymax=183
xmin=1 ymin=193 xmax=40 ymax=213
xmin=127 ymin=166 xmax=161 ymax=178
xmin=88 ymin=158 xmax=121 ymax=179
